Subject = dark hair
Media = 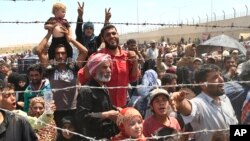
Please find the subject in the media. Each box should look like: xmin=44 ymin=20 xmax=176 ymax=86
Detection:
xmin=61 ymin=116 xmax=76 ymax=127
xmin=161 ymin=73 xmax=177 ymax=85
xmin=176 ymin=66 xmax=190 ymax=84
xmin=27 ymin=64 xmax=44 ymax=75
xmin=126 ymin=39 xmax=136 ymax=45
xmin=154 ymin=127 xmax=178 ymax=141
xmin=54 ymin=44 xmax=65 ymax=50
xmin=194 ymin=63 xmax=220 ymax=83
xmin=100 ymin=24 xmax=117 ymax=38
xmin=0 ymin=83 xmax=15 ymax=92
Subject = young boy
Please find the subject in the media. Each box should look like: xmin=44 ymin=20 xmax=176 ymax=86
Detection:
xmin=45 ymin=2 xmax=73 ymax=68
xmin=143 ymin=88 xmax=181 ymax=137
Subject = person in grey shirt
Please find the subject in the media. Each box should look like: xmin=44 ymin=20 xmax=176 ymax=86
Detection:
xmin=170 ymin=64 xmax=238 ymax=141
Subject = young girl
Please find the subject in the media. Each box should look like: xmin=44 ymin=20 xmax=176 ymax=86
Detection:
xmin=112 ymin=107 xmax=145 ymax=141
xmin=45 ymin=2 xmax=73 ymax=68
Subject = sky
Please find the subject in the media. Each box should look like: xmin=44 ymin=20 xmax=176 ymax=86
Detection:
xmin=0 ymin=0 xmax=250 ymax=47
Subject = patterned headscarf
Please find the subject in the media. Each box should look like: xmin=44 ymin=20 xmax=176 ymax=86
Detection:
xmin=86 ymin=53 xmax=111 ymax=77
xmin=112 ymin=107 xmax=145 ymax=141
xmin=116 ymin=107 xmax=143 ymax=130
xmin=28 ymin=97 xmax=45 ymax=117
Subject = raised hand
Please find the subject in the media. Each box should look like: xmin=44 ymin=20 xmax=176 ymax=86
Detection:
xmin=105 ymin=8 xmax=111 ymax=23
xmin=170 ymin=91 xmax=186 ymax=112
xmin=77 ymin=1 xmax=84 ymax=18
xmin=128 ymin=50 xmax=139 ymax=63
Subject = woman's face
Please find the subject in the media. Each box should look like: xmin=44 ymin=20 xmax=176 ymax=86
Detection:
xmin=123 ymin=116 xmax=143 ymax=138
xmin=30 ymin=102 xmax=44 ymax=118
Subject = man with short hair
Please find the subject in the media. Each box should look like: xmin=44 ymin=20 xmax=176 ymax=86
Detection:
xmin=23 ymin=64 xmax=50 ymax=112
xmin=170 ymin=64 xmax=238 ymax=141
xmin=126 ymin=39 xmax=145 ymax=65
xmin=37 ymin=30 xmax=88 ymax=129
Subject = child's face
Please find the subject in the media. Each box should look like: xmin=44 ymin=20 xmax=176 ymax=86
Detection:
xmin=18 ymin=80 xmax=26 ymax=88
xmin=193 ymin=60 xmax=202 ymax=70
xmin=123 ymin=116 xmax=143 ymax=138
xmin=62 ymin=123 xmax=75 ymax=139
xmin=55 ymin=8 xmax=66 ymax=18
xmin=151 ymin=94 xmax=170 ymax=116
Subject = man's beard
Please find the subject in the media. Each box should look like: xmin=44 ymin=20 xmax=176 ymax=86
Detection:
xmin=104 ymin=39 xmax=119 ymax=50
xmin=31 ymin=79 xmax=42 ymax=85
xmin=94 ymin=72 xmax=111 ymax=83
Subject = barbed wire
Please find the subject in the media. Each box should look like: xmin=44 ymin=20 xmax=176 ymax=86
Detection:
xmin=7 ymin=81 xmax=249 ymax=94
xmin=0 ymin=107 xmax=231 ymax=141
xmin=0 ymin=20 xmax=250 ymax=29
xmin=3 ymin=55 xmax=228 ymax=67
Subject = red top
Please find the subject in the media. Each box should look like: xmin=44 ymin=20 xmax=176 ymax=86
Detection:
xmin=143 ymin=116 xmax=181 ymax=137
xmin=77 ymin=47 xmax=139 ymax=107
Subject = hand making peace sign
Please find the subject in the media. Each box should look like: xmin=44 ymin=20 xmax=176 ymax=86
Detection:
xmin=77 ymin=1 xmax=84 ymax=18
xmin=105 ymin=8 xmax=111 ymax=22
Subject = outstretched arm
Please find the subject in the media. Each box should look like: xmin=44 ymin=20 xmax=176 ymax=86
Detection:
xmin=75 ymin=1 xmax=84 ymax=44
xmin=67 ymin=36 xmax=88 ymax=67
xmin=170 ymin=91 xmax=192 ymax=116
xmin=37 ymin=31 xmax=51 ymax=68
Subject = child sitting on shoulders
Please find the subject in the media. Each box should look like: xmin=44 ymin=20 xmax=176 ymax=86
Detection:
xmin=45 ymin=2 xmax=73 ymax=68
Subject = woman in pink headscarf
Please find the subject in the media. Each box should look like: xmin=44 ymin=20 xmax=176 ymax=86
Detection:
xmin=112 ymin=107 xmax=146 ymax=141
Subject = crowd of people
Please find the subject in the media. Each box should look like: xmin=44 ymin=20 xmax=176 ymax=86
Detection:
xmin=1 ymin=1 xmax=250 ymax=141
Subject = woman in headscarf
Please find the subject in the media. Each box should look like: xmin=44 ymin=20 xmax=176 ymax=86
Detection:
xmin=28 ymin=97 xmax=57 ymax=141
xmin=128 ymin=69 xmax=160 ymax=118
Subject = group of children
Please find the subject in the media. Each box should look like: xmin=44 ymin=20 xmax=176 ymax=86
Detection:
xmin=111 ymin=88 xmax=180 ymax=141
